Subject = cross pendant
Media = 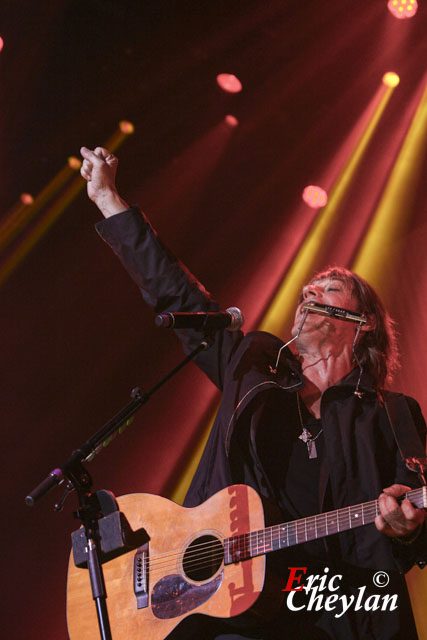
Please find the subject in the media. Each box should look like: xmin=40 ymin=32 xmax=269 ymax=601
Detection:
xmin=298 ymin=427 xmax=318 ymax=459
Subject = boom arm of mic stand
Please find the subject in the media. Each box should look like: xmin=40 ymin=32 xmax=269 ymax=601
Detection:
xmin=25 ymin=339 xmax=210 ymax=506
xmin=24 ymin=338 xmax=210 ymax=640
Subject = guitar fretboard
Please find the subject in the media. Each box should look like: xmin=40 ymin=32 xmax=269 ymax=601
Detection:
xmin=224 ymin=486 xmax=426 ymax=565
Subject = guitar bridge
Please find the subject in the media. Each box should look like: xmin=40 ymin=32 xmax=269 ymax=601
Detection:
xmin=134 ymin=543 xmax=149 ymax=609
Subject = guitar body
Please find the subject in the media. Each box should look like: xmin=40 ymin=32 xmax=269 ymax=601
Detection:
xmin=67 ymin=485 xmax=265 ymax=640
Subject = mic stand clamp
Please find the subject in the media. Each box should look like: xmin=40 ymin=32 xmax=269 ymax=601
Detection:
xmin=64 ymin=456 xmax=113 ymax=640
xmin=66 ymin=461 xmax=149 ymax=640
xmin=71 ymin=489 xmax=149 ymax=569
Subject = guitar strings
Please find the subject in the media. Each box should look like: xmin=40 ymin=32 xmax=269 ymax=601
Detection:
xmin=147 ymin=499 xmax=376 ymax=571
xmin=144 ymin=489 xmax=421 ymax=575
xmin=141 ymin=488 xmax=423 ymax=579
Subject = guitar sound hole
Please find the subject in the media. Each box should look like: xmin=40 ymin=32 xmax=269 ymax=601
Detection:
xmin=182 ymin=535 xmax=224 ymax=582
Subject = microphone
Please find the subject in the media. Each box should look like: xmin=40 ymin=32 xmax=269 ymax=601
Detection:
xmin=155 ymin=307 xmax=244 ymax=331
xmin=302 ymin=301 xmax=367 ymax=324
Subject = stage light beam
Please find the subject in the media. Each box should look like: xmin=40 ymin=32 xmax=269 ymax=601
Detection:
xmin=260 ymin=80 xmax=396 ymax=338
xmin=168 ymin=77 xmax=402 ymax=508
xmin=352 ymin=80 xmax=427 ymax=291
xmin=0 ymin=121 xmax=135 ymax=285
xmin=0 ymin=165 xmax=76 ymax=255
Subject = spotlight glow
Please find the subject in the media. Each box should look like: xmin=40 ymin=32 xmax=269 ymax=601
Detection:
xmin=382 ymin=72 xmax=400 ymax=87
xmin=216 ymin=73 xmax=243 ymax=94
xmin=20 ymin=193 xmax=34 ymax=205
xmin=302 ymin=185 xmax=328 ymax=208
xmin=119 ymin=120 xmax=135 ymax=134
xmin=225 ymin=114 xmax=239 ymax=127
xmin=0 ymin=36 xmax=4 ymax=52
xmin=387 ymin=0 xmax=418 ymax=19
xmin=68 ymin=156 xmax=82 ymax=170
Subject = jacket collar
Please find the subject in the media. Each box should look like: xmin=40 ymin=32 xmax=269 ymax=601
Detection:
xmin=323 ymin=366 xmax=378 ymax=398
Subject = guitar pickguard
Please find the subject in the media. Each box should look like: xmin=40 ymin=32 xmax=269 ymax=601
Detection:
xmin=151 ymin=572 xmax=223 ymax=619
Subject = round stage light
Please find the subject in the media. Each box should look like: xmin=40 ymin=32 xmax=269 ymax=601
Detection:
xmin=119 ymin=120 xmax=135 ymax=134
xmin=20 ymin=193 xmax=34 ymax=205
xmin=387 ymin=0 xmax=418 ymax=19
xmin=0 ymin=36 xmax=4 ymax=52
xmin=225 ymin=114 xmax=239 ymax=127
xmin=302 ymin=185 xmax=328 ymax=208
xmin=68 ymin=156 xmax=82 ymax=170
xmin=216 ymin=73 xmax=243 ymax=94
xmin=382 ymin=72 xmax=400 ymax=87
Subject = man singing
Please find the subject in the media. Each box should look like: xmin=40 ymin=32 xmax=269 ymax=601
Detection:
xmin=79 ymin=145 xmax=426 ymax=639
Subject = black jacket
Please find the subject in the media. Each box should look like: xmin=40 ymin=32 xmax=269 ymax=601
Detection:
xmin=96 ymin=207 xmax=426 ymax=639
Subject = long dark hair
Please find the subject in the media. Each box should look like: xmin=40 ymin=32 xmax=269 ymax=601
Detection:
xmin=308 ymin=267 xmax=399 ymax=388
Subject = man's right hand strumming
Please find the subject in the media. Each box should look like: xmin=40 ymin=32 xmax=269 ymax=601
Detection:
xmin=80 ymin=146 xmax=129 ymax=218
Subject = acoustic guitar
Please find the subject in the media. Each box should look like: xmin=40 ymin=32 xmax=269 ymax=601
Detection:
xmin=67 ymin=483 xmax=426 ymax=639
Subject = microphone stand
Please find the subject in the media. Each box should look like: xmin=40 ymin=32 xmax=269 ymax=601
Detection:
xmin=25 ymin=339 xmax=210 ymax=640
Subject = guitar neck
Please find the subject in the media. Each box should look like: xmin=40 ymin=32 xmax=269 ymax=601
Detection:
xmin=224 ymin=486 xmax=426 ymax=564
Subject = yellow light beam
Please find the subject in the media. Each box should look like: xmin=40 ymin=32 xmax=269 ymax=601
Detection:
xmin=349 ymin=79 xmax=427 ymax=640
xmin=352 ymin=81 xmax=427 ymax=289
xmin=0 ymin=165 xmax=77 ymax=252
xmin=260 ymin=85 xmax=395 ymax=338
xmin=0 ymin=201 xmax=30 ymax=248
xmin=104 ymin=121 xmax=135 ymax=153
xmin=0 ymin=122 xmax=135 ymax=285
xmin=171 ymin=413 xmax=216 ymax=505
xmin=168 ymin=83 xmax=396 ymax=503
xmin=0 ymin=175 xmax=86 ymax=286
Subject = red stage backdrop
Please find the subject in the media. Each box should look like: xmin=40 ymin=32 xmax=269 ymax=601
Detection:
xmin=1 ymin=2 xmax=426 ymax=638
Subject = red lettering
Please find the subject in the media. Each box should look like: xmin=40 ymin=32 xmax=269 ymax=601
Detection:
xmin=282 ymin=566 xmax=307 ymax=591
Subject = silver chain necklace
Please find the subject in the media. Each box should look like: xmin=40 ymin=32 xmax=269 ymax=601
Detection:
xmin=296 ymin=393 xmax=323 ymax=459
